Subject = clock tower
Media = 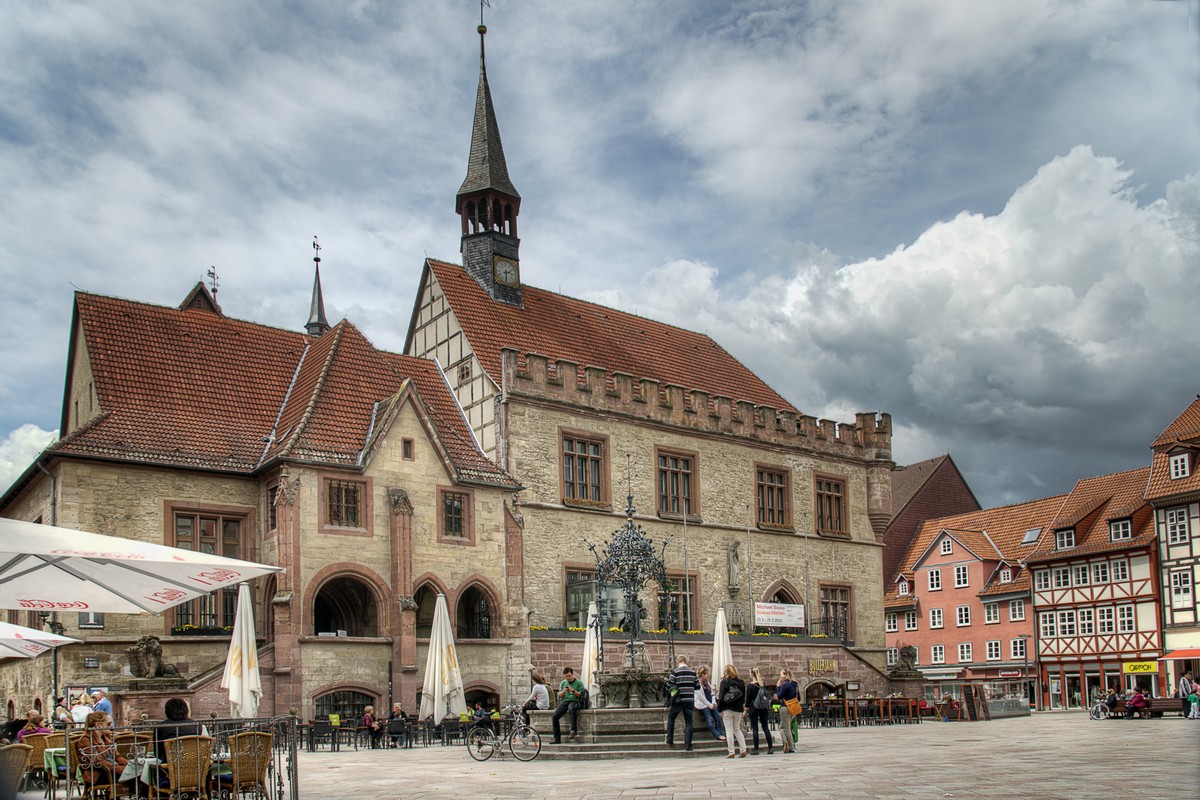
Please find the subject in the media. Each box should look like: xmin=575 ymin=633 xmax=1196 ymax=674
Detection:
xmin=456 ymin=23 xmax=522 ymax=306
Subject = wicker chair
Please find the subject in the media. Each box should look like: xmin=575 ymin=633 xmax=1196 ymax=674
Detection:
xmin=41 ymin=731 xmax=69 ymax=797
xmin=212 ymin=731 xmax=273 ymax=800
xmin=76 ymin=730 xmax=129 ymax=799
xmin=0 ymin=743 xmax=33 ymax=800
xmin=19 ymin=731 xmax=52 ymax=791
xmin=151 ymin=735 xmax=214 ymax=800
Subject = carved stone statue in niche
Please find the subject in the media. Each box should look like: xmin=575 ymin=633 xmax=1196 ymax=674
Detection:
xmin=727 ymin=541 xmax=742 ymax=592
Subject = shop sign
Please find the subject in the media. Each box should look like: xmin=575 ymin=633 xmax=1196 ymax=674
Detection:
xmin=997 ymin=670 xmax=1022 ymax=678
xmin=1122 ymin=661 xmax=1158 ymax=674
xmin=808 ymin=658 xmax=836 ymax=675
xmin=754 ymin=602 xmax=805 ymax=628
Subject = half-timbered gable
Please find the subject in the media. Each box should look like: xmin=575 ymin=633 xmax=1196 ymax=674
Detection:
xmin=1026 ymin=467 xmax=1161 ymax=704
xmin=1146 ymin=398 xmax=1200 ymax=683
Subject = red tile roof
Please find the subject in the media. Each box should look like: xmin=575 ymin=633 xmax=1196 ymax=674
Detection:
xmin=882 ymin=494 xmax=1064 ymax=605
xmin=1146 ymin=399 xmax=1200 ymax=500
xmin=1026 ymin=467 xmax=1153 ymax=563
xmin=54 ymin=291 xmax=515 ymax=487
xmin=422 ymin=260 xmax=795 ymax=410
xmin=890 ymin=456 xmax=950 ymax=513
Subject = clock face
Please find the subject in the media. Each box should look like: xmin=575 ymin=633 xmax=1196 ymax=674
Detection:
xmin=494 ymin=257 xmax=518 ymax=286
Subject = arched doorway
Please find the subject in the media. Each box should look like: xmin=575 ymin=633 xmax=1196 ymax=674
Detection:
xmin=804 ymin=680 xmax=840 ymax=701
xmin=456 ymin=585 xmax=492 ymax=639
xmin=414 ymin=583 xmax=438 ymax=638
xmin=314 ymin=689 xmax=376 ymax=723
xmin=764 ymin=583 xmax=806 ymax=635
xmin=313 ymin=576 xmax=378 ymax=636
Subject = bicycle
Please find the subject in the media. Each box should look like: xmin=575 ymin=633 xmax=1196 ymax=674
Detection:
xmin=1088 ymin=700 xmax=1111 ymax=720
xmin=465 ymin=705 xmax=541 ymax=762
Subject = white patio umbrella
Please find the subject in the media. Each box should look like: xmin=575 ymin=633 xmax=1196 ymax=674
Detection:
xmin=220 ymin=583 xmax=262 ymax=718
xmin=0 ymin=619 xmax=79 ymax=659
xmin=419 ymin=594 xmax=467 ymax=720
xmin=579 ymin=600 xmax=601 ymax=697
xmin=0 ymin=518 xmax=283 ymax=614
xmin=711 ymin=606 xmax=733 ymax=685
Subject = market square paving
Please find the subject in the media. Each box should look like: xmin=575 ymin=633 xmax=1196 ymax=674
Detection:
xmin=286 ymin=713 xmax=1193 ymax=800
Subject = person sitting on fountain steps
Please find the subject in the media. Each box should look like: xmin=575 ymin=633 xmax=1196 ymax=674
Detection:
xmin=551 ymin=667 xmax=586 ymax=743
xmin=665 ymin=654 xmax=699 ymax=752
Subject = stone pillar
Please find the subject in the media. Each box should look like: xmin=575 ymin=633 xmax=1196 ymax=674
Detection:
xmin=271 ymin=471 xmax=304 ymax=716
xmin=388 ymin=488 xmax=417 ymax=707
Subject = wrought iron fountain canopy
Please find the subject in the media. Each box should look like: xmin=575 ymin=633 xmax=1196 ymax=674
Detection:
xmin=587 ymin=491 xmax=670 ymax=654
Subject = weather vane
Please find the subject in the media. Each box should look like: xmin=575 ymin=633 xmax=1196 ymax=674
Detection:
xmin=206 ymin=267 xmax=219 ymax=298
xmin=313 ymin=235 xmax=321 ymax=265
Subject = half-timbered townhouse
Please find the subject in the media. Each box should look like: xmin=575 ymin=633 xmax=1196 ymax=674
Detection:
xmin=1026 ymin=467 xmax=1163 ymax=709
xmin=1146 ymin=398 xmax=1200 ymax=689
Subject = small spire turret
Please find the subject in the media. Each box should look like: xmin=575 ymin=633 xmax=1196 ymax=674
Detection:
xmin=306 ymin=236 xmax=330 ymax=337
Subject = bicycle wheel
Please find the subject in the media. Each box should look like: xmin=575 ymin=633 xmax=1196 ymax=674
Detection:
xmin=466 ymin=727 xmax=498 ymax=761
xmin=1089 ymin=703 xmax=1109 ymax=721
xmin=508 ymin=724 xmax=541 ymax=761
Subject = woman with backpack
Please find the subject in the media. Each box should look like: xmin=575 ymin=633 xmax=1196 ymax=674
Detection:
xmin=716 ymin=664 xmax=749 ymax=758
xmin=745 ymin=667 xmax=774 ymax=755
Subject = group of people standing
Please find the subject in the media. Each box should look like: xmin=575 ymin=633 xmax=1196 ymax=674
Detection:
xmin=664 ymin=655 xmax=800 ymax=757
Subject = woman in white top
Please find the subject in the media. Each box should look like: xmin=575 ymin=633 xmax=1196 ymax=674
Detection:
xmin=521 ymin=672 xmax=551 ymax=726
xmin=70 ymin=695 xmax=94 ymax=724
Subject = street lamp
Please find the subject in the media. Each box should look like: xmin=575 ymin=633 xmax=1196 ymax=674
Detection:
xmin=40 ymin=611 xmax=65 ymax=707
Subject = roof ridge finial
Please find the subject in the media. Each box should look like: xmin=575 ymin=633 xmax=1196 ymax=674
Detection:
xmin=206 ymin=266 xmax=219 ymax=299
xmin=479 ymin=0 xmax=490 ymax=64
xmin=306 ymin=235 xmax=331 ymax=337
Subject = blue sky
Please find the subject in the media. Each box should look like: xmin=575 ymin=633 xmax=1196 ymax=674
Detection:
xmin=2 ymin=0 xmax=1199 ymax=508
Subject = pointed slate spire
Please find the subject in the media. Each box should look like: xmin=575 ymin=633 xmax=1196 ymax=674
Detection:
xmin=457 ymin=25 xmax=520 ymax=201
xmin=306 ymin=236 xmax=330 ymax=337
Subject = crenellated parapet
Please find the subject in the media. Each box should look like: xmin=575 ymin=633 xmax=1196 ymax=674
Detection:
xmin=500 ymin=349 xmax=892 ymax=462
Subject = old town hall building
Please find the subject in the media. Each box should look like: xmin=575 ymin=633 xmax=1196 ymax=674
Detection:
xmin=1 ymin=28 xmax=895 ymax=722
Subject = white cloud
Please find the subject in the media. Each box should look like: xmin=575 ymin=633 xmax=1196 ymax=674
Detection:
xmin=0 ymin=425 xmax=58 ymax=496
xmin=613 ymin=147 xmax=1200 ymax=505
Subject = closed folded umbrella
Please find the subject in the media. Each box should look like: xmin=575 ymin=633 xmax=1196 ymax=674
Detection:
xmin=419 ymin=594 xmax=467 ymax=720
xmin=0 ymin=518 xmax=282 ymax=614
xmin=580 ymin=600 xmax=601 ymax=697
xmin=711 ymin=606 xmax=732 ymax=684
xmin=220 ymin=583 xmax=262 ymax=718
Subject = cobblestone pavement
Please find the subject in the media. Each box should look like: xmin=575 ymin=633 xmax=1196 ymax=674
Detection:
xmin=290 ymin=713 xmax=1196 ymax=800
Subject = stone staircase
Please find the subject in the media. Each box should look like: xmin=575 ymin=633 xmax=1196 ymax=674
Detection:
xmin=528 ymin=707 xmax=731 ymax=760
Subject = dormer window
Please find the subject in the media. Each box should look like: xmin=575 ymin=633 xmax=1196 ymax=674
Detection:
xmin=1170 ymin=452 xmax=1191 ymax=480
xmin=940 ymin=538 xmax=952 ymax=555
xmin=1000 ymin=567 xmax=1012 ymax=584
xmin=898 ymin=580 xmax=909 ymax=596
xmin=1109 ymin=519 xmax=1132 ymax=541
xmin=1055 ymin=530 xmax=1075 ymax=550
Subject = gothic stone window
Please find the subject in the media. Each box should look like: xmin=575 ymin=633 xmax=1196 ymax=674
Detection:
xmin=320 ymin=474 xmax=372 ymax=534
xmin=657 ymin=448 xmax=698 ymax=517
xmin=755 ymin=465 xmax=791 ymax=529
xmin=818 ymin=584 xmax=852 ymax=640
xmin=438 ymin=487 xmax=475 ymax=546
xmin=814 ymin=475 xmax=847 ymax=536
xmin=561 ymin=431 xmax=609 ymax=509
xmin=658 ymin=572 xmax=699 ymax=632
xmin=170 ymin=506 xmax=247 ymax=629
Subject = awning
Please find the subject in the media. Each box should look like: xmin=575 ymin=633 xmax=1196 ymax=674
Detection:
xmin=1158 ymin=648 xmax=1200 ymax=661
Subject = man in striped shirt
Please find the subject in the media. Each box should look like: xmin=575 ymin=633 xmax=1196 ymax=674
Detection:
xmin=665 ymin=654 xmax=699 ymax=751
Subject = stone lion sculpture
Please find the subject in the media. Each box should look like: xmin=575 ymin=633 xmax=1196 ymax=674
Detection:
xmin=125 ymin=635 xmax=181 ymax=678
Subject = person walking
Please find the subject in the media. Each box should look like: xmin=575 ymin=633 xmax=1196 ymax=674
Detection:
xmin=1178 ymin=671 xmax=1193 ymax=718
xmin=746 ymin=667 xmax=774 ymax=755
xmin=91 ymin=689 xmax=113 ymax=718
xmin=550 ymin=667 xmax=585 ymax=744
xmin=716 ymin=664 xmax=748 ymax=758
xmin=665 ymin=654 xmax=699 ymax=751
xmin=774 ymin=668 xmax=799 ymax=754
